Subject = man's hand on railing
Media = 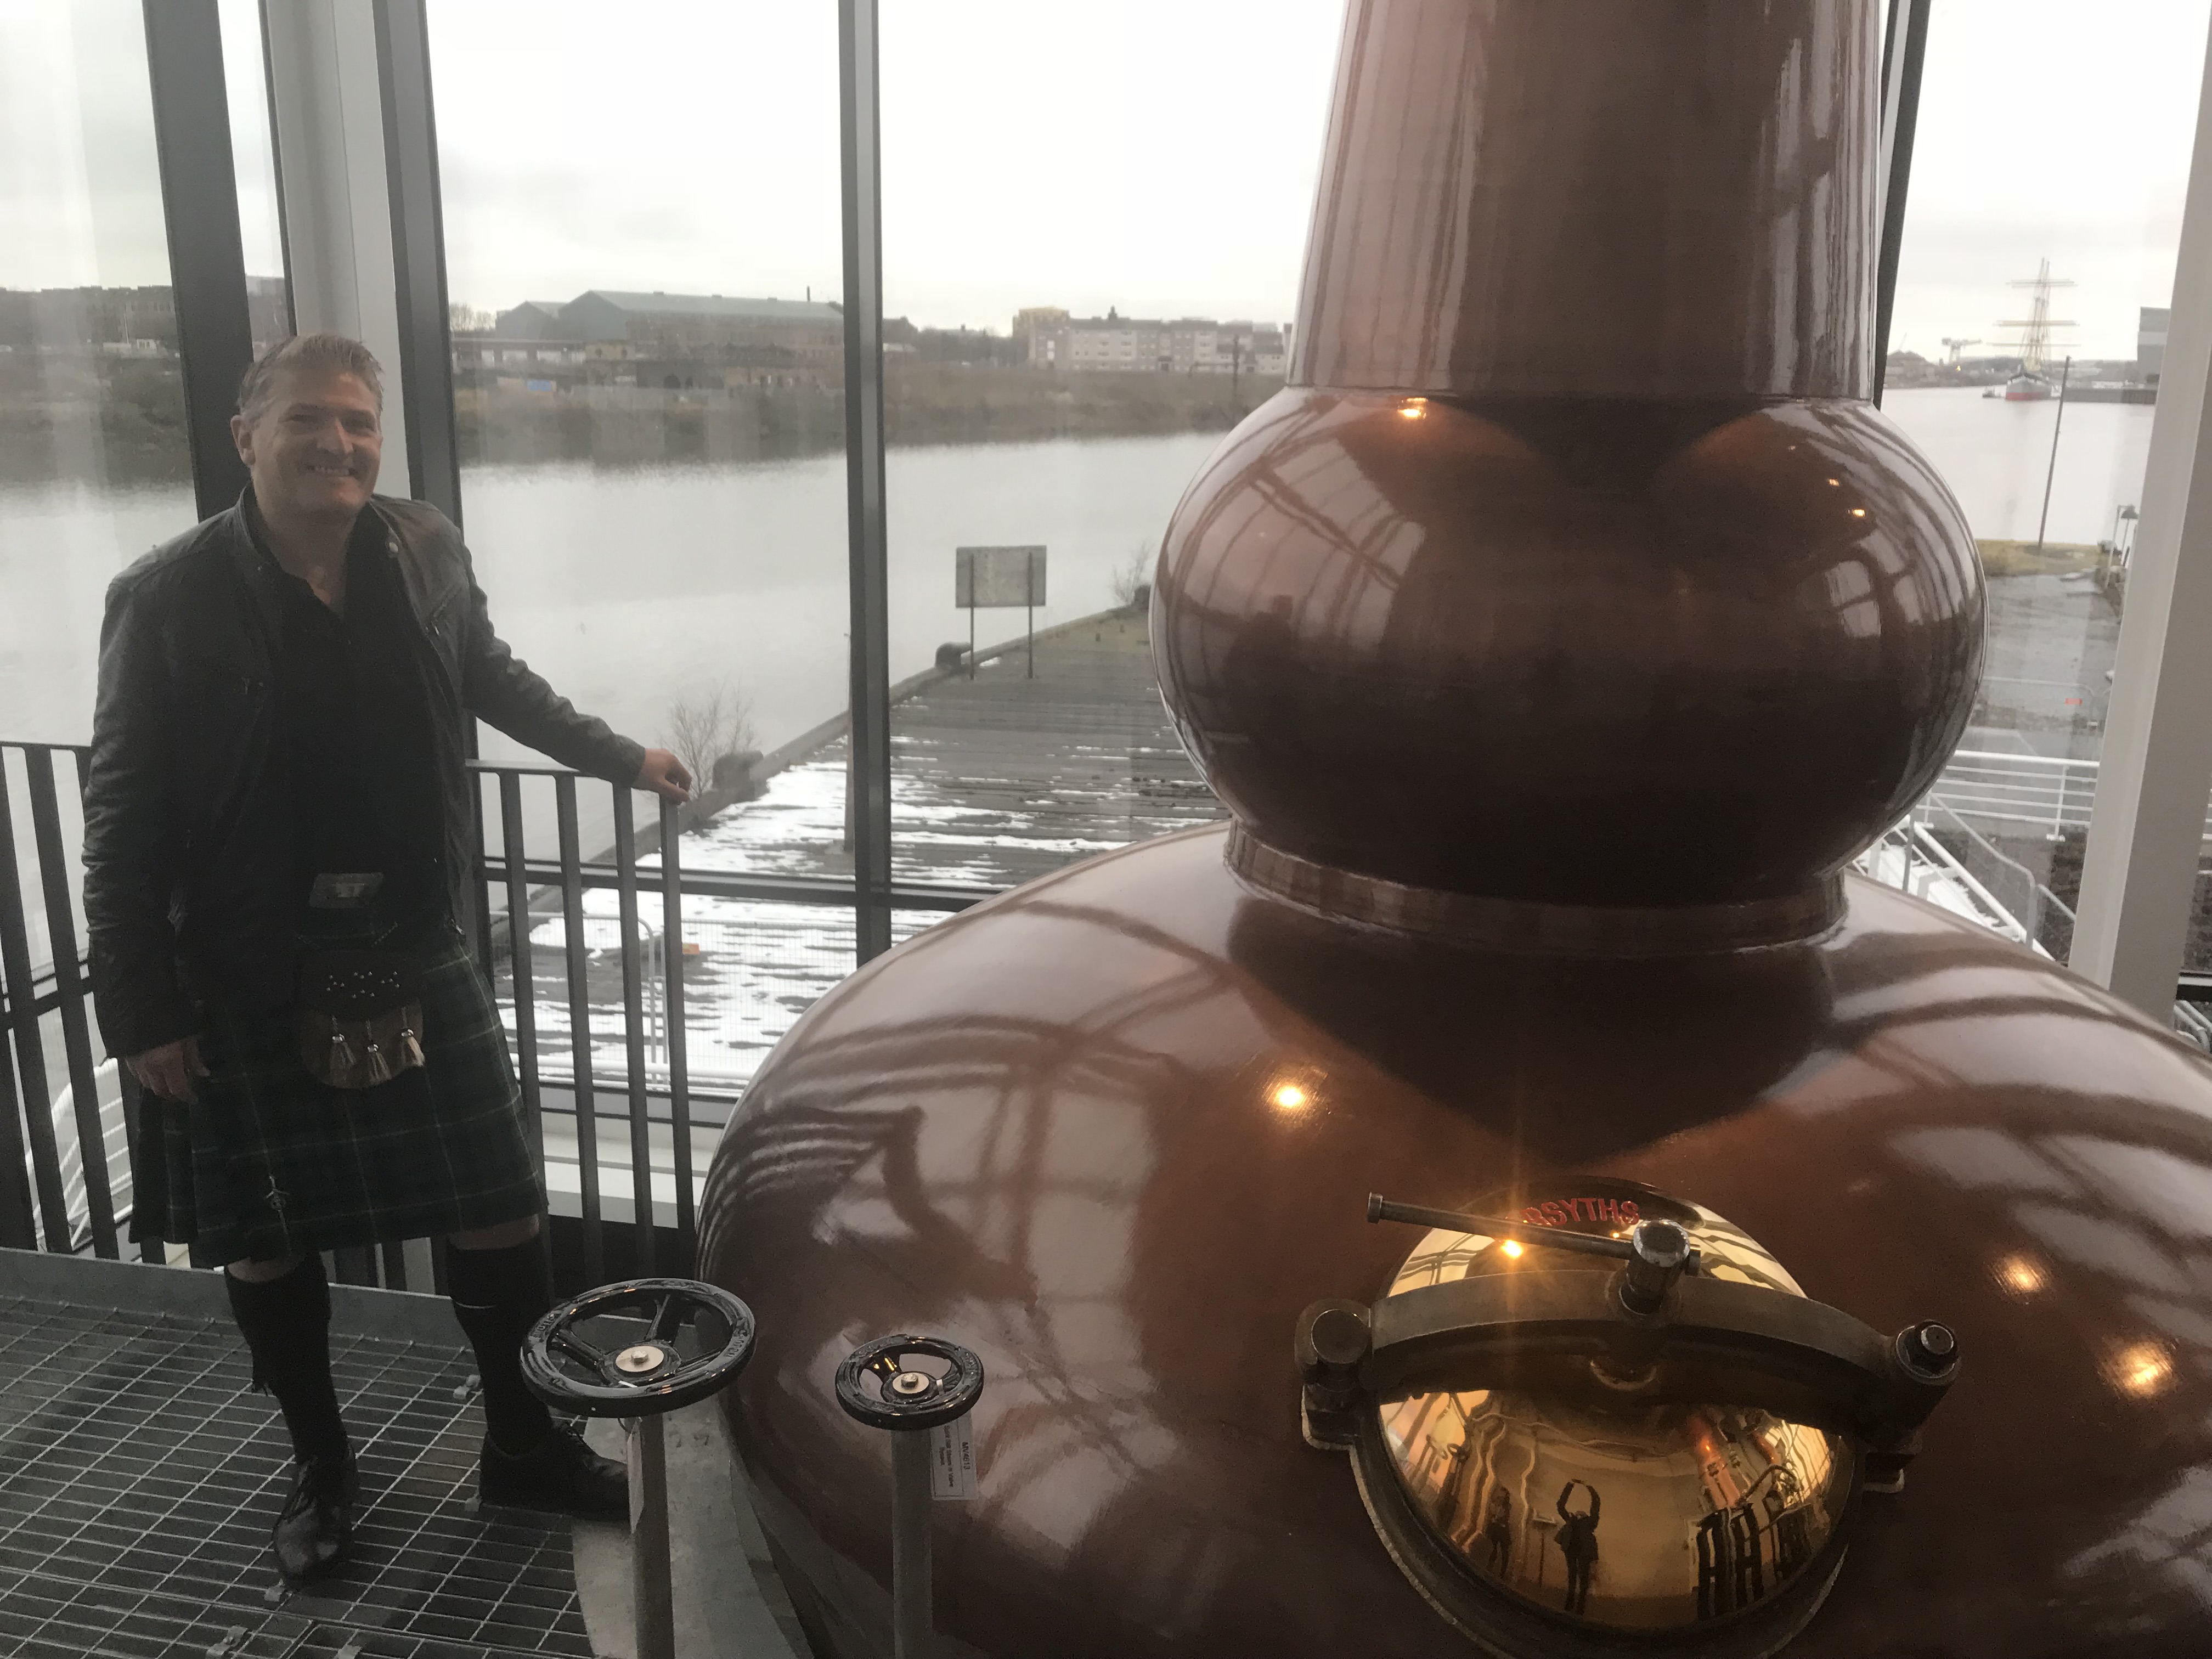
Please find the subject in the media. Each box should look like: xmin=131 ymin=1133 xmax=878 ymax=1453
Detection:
xmin=635 ymin=748 xmax=693 ymax=805
xmin=127 ymin=1035 xmax=208 ymax=1102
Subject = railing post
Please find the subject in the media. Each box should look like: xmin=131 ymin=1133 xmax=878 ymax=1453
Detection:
xmin=556 ymin=775 xmax=605 ymax=1286
xmin=659 ymin=798 xmax=696 ymax=1262
xmin=499 ymin=770 xmax=552 ymax=1283
xmin=76 ymin=746 xmax=161 ymax=1264
xmin=0 ymin=754 xmax=71 ymax=1252
xmin=26 ymin=748 xmax=116 ymax=1258
xmin=613 ymin=788 xmax=656 ymax=1275
xmin=0 ymin=933 xmax=37 ymax=1251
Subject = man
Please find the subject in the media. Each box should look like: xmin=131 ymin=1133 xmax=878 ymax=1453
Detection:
xmin=82 ymin=332 xmax=693 ymax=1583
xmin=1554 ymin=1479 xmax=1600 ymax=1616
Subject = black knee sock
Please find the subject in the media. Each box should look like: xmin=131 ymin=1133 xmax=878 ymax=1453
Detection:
xmin=446 ymin=1235 xmax=556 ymax=1453
xmin=226 ymin=1255 xmax=349 ymax=1466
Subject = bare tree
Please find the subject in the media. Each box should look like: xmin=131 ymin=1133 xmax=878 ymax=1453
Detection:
xmin=1111 ymin=539 xmax=1155 ymax=608
xmin=665 ymin=681 xmax=757 ymax=789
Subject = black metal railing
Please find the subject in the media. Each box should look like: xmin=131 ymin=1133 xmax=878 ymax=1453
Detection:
xmin=0 ymin=743 xmax=114 ymax=1262
xmin=0 ymin=741 xmax=988 ymax=1291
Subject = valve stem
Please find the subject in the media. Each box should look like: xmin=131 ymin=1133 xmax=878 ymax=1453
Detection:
xmin=1620 ymin=1220 xmax=1692 ymax=1315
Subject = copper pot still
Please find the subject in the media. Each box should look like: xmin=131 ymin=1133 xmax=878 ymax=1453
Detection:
xmin=701 ymin=3 xmax=2212 ymax=1655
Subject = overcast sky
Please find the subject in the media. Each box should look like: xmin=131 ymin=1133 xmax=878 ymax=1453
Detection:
xmin=3 ymin=0 xmax=2206 ymax=361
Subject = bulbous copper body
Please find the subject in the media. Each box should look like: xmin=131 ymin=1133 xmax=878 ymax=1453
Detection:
xmin=698 ymin=1 xmax=2212 ymax=1653
xmin=1154 ymin=390 xmax=1982 ymax=906
xmin=703 ymin=838 xmax=2212 ymax=1658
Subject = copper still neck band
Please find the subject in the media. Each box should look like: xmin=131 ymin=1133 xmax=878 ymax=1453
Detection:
xmin=1226 ymin=823 xmax=1843 ymax=957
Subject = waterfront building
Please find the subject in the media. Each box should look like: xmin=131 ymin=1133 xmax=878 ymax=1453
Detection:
xmin=1021 ymin=305 xmax=1288 ymax=375
xmin=2140 ymin=305 xmax=2170 ymax=383
xmin=1011 ymin=305 xmax=1069 ymax=364
xmin=0 ymin=284 xmax=177 ymax=353
xmin=492 ymin=299 xmax=568 ymax=338
xmin=469 ymin=290 xmax=845 ymax=390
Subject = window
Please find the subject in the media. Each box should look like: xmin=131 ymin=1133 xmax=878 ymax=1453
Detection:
xmin=877 ymin=0 xmax=1342 ymax=891
xmin=218 ymin=0 xmax=289 ymax=357
xmin=427 ymin=0 xmax=849 ymax=1109
xmin=1879 ymin=0 xmax=2210 ymax=968
xmin=0 ymin=0 xmax=195 ymax=746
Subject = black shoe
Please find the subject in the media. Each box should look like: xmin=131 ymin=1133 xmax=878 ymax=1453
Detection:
xmin=479 ymin=1420 xmax=628 ymax=1522
xmin=273 ymin=1452 xmax=356 ymax=1584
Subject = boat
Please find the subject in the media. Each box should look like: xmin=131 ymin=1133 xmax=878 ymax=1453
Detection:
xmin=1996 ymin=260 xmax=2074 ymax=402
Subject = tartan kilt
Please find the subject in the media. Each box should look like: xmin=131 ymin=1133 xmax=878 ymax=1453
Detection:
xmin=131 ymin=929 xmax=542 ymax=1267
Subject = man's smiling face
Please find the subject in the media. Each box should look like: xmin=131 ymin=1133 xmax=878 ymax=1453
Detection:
xmin=234 ymin=369 xmax=382 ymax=522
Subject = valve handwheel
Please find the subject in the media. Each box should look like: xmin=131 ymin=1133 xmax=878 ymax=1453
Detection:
xmin=836 ymin=1333 xmax=985 ymax=1431
xmin=522 ymin=1277 xmax=755 ymax=1418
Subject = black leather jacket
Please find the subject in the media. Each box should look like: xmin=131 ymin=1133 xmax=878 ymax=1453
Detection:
xmin=83 ymin=492 xmax=646 ymax=1058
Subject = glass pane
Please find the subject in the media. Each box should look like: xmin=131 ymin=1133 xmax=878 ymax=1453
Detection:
xmin=1871 ymin=0 xmax=2209 ymax=968
xmin=218 ymin=0 xmax=290 ymax=353
xmin=876 ymin=1 xmax=1341 ymax=889
xmin=0 ymin=0 xmax=196 ymax=746
xmin=428 ymin=0 xmax=849 ymax=1114
xmin=0 ymin=0 xmax=199 ymax=1242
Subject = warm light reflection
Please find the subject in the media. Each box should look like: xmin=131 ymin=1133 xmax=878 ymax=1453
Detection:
xmin=1398 ymin=398 xmax=1429 ymax=420
xmin=1500 ymin=1239 xmax=1523 ymax=1258
xmin=1994 ymin=1253 xmax=2046 ymax=1296
xmin=1270 ymin=1082 xmax=1310 ymax=1111
xmin=2110 ymin=1341 xmax=2174 ymax=1397
xmin=1826 ymin=477 xmax=1841 ymax=486
xmin=1849 ymin=507 xmax=1867 ymax=518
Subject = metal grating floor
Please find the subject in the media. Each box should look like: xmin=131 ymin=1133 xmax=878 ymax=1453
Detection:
xmin=0 ymin=1294 xmax=594 ymax=1658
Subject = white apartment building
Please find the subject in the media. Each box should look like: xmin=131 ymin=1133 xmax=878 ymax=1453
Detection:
xmin=1027 ymin=307 xmax=1289 ymax=376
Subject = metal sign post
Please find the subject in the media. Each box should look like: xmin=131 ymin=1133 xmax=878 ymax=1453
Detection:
xmin=955 ymin=545 xmax=1047 ymax=679
xmin=837 ymin=1334 xmax=985 ymax=1659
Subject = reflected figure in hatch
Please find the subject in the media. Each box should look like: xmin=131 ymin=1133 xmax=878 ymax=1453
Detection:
xmin=81 ymin=334 xmax=693 ymax=1585
xmin=1731 ymin=1496 xmax=1767 ymax=1606
xmin=1479 ymin=1486 xmax=1514 ymax=1577
xmin=1554 ymin=1481 xmax=1601 ymax=1615
xmin=1768 ymin=1469 xmax=1812 ymax=1578
xmin=1695 ymin=1492 xmax=1734 ymax=1618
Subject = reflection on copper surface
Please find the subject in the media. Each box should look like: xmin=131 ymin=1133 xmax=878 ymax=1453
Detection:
xmin=1378 ymin=1389 xmax=1844 ymax=1629
xmin=1995 ymin=1252 xmax=2049 ymax=1297
xmin=1373 ymin=1189 xmax=1849 ymax=1631
xmin=1271 ymin=1081 xmax=1311 ymax=1111
xmin=1292 ymin=0 xmax=1878 ymax=398
xmin=2111 ymin=1342 xmax=2176 ymax=1398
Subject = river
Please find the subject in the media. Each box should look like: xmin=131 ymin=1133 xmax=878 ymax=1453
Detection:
xmin=0 ymin=386 xmax=2155 ymax=761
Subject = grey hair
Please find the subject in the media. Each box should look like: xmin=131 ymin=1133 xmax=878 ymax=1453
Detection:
xmin=236 ymin=332 xmax=385 ymax=425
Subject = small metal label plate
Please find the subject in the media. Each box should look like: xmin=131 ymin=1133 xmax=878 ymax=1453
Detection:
xmin=929 ymin=1414 xmax=978 ymax=1500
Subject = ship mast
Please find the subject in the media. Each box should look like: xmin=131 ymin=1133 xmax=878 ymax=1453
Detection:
xmin=1996 ymin=258 xmax=2077 ymax=375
